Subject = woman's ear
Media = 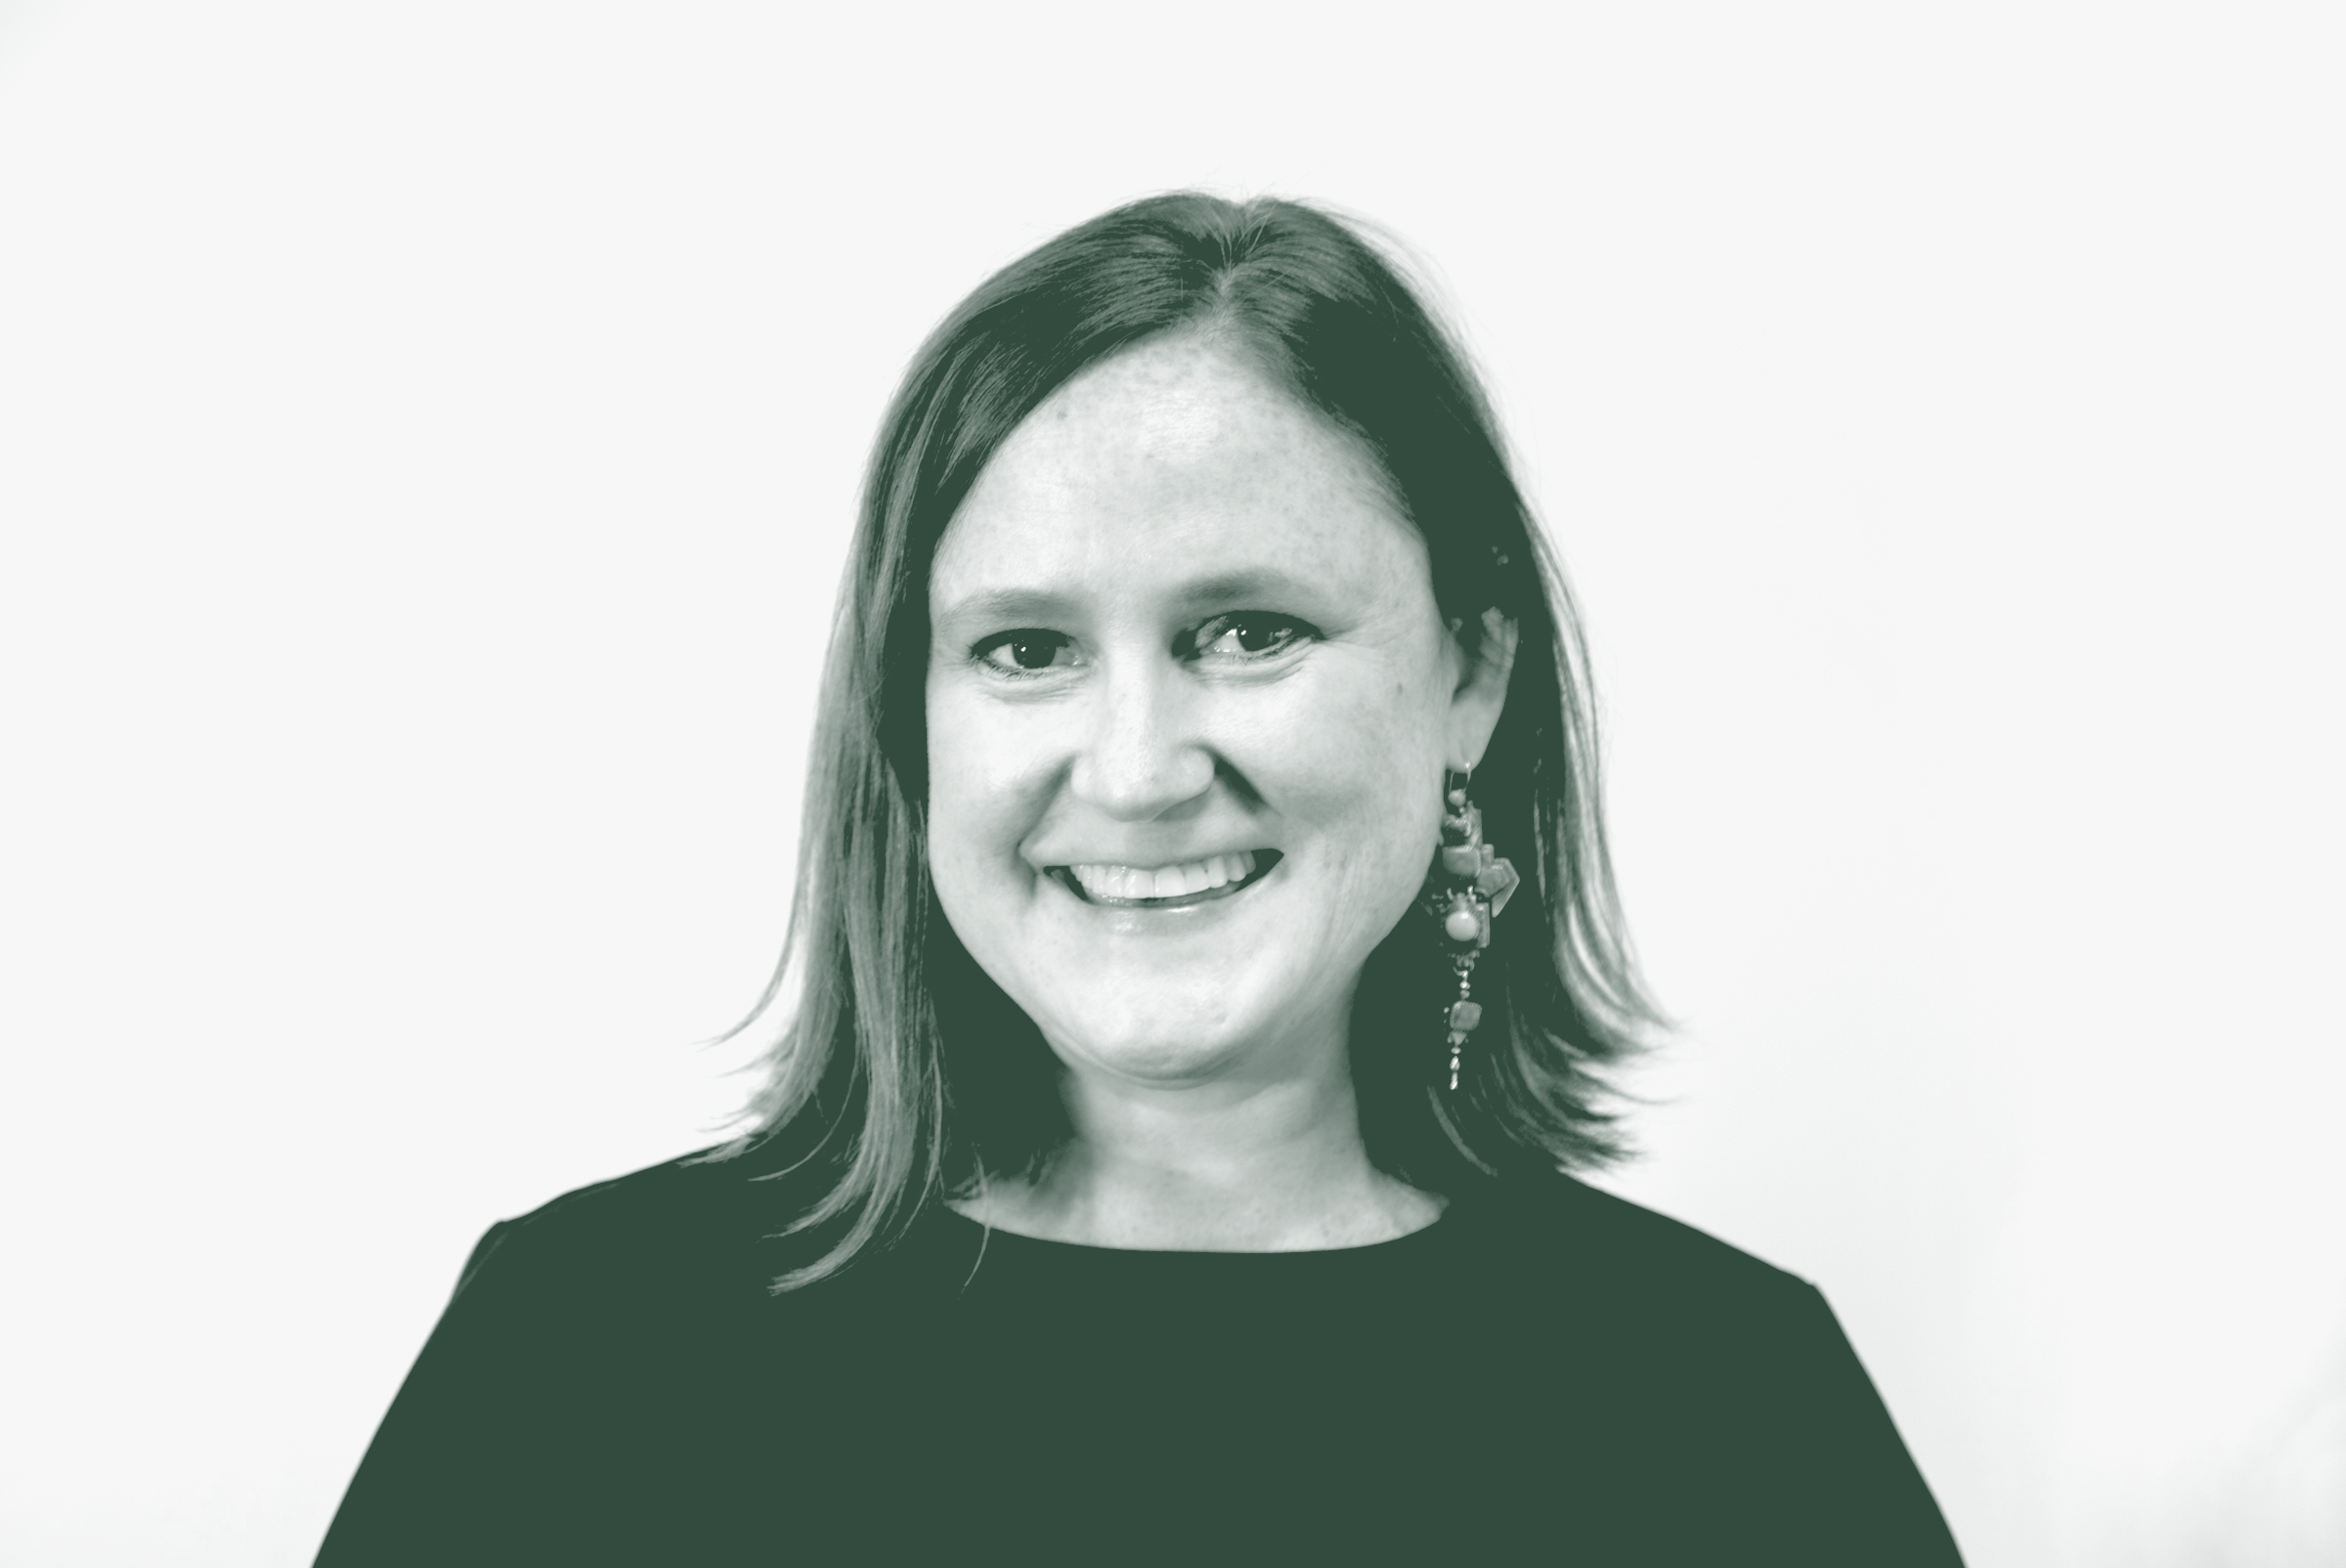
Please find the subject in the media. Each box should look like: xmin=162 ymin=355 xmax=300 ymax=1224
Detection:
xmin=1447 ymin=607 xmax=1518 ymax=772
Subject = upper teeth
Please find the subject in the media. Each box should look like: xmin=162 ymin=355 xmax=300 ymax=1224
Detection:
xmin=1068 ymin=851 xmax=1260 ymax=902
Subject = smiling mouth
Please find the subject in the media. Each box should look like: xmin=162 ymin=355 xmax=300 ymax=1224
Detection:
xmin=1050 ymin=849 xmax=1282 ymax=908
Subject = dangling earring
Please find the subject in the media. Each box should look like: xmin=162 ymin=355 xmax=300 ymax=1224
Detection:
xmin=1424 ymin=769 xmax=1520 ymax=1092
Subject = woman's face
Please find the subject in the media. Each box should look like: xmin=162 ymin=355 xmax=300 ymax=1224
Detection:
xmin=926 ymin=332 xmax=1506 ymax=1089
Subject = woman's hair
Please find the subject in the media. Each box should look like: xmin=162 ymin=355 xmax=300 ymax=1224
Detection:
xmin=718 ymin=192 xmax=1662 ymax=1288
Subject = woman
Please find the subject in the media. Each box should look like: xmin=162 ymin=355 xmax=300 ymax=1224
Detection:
xmin=318 ymin=194 xmax=1965 ymax=1565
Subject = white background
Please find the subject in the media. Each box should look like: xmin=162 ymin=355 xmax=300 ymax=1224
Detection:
xmin=2 ymin=2 xmax=2339 ymax=1562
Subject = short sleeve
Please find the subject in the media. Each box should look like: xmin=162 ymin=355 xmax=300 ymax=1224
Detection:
xmin=314 ymin=1220 xmax=579 ymax=1566
xmin=1765 ymin=1283 xmax=1967 ymax=1566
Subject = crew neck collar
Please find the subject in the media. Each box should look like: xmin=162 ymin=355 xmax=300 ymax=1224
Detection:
xmin=933 ymin=1198 xmax=1455 ymax=1258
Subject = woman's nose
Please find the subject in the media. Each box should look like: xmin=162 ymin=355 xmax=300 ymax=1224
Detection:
xmin=1065 ymin=656 xmax=1215 ymax=820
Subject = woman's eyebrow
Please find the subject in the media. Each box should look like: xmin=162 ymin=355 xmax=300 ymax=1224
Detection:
xmin=935 ymin=569 xmax=1326 ymax=630
xmin=1166 ymin=568 xmax=1324 ymax=609
xmin=934 ymin=587 xmax=1076 ymax=628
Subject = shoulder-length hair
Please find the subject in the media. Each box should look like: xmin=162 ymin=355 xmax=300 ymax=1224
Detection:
xmin=720 ymin=192 xmax=1660 ymax=1288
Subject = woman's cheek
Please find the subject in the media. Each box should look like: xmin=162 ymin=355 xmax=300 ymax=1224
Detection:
xmin=1253 ymin=658 xmax=1444 ymax=868
xmin=1308 ymin=649 xmax=1445 ymax=788
xmin=926 ymin=719 xmax=1002 ymax=912
xmin=931 ymin=692 xmax=1047 ymax=846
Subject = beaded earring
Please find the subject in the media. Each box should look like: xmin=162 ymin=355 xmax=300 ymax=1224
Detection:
xmin=1424 ymin=770 xmax=1520 ymax=1091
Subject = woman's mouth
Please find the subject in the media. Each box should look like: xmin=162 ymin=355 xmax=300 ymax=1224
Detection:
xmin=1051 ymin=849 xmax=1282 ymax=908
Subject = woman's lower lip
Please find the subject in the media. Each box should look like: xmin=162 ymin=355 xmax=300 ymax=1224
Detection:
xmin=1052 ymin=853 xmax=1281 ymax=909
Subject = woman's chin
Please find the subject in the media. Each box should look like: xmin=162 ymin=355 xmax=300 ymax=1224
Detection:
xmin=1036 ymin=1011 xmax=1277 ymax=1088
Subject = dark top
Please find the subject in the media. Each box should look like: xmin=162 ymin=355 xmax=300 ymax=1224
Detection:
xmin=317 ymin=1145 xmax=1965 ymax=1565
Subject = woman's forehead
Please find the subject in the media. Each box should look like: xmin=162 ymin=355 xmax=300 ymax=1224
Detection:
xmin=932 ymin=337 xmax=1423 ymax=611
xmin=987 ymin=334 xmax=1383 ymax=498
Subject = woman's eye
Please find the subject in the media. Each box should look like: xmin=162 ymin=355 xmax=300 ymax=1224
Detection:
xmin=975 ymin=631 xmax=1077 ymax=675
xmin=1192 ymin=614 xmax=1312 ymax=660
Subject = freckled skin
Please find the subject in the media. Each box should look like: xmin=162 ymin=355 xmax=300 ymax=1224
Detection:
xmin=926 ymin=333 xmax=1507 ymax=1101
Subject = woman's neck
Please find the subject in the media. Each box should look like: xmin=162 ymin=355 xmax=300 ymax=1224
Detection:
xmin=948 ymin=1062 xmax=1446 ymax=1251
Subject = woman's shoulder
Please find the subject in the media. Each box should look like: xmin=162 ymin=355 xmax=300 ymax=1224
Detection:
xmin=448 ymin=1134 xmax=834 ymax=1307
xmin=1445 ymin=1173 xmax=1965 ymax=1564
xmin=1450 ymin=1172 xmax=1889 ymax=1449
xmin=497 ymin=1142 xmax=760 ymax=1229
xmin=1452 ymin=1167 xmax=1821 ymax=1321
